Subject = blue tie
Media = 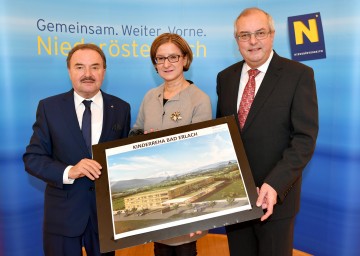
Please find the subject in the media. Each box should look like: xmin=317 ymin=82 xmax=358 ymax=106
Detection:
xmin=82 ymin=100 xmax=92 ymax=155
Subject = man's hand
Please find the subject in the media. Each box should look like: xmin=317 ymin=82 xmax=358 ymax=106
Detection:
xmin=256 ymin=183 xmax=277 ymax=221
xmin=68 ymin=158 xmax=102 ymax=180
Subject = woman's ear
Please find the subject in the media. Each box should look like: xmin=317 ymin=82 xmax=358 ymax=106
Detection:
xmin=183 ymin=55 xmax=188 ymax=69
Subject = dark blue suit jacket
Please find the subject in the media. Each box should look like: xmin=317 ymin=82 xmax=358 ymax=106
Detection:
xmin=23 ymin=89 xmax=130 ymax=237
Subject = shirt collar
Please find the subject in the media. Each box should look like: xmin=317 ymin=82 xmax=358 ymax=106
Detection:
xmin=74 ymin=90 xmax=103 ymax=109
xmin=244 ymin=50 xmax=274 ymax=74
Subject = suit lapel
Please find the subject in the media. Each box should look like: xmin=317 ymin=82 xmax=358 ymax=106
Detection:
xmin=99 ymin=91 xmax=115 ymax=143
xmin=60 ymin=90 xmax=90 ymax=156
xmin=229 ymin=61 xmax=245 ymax=114
xmin=242 ymin=53 xmax=283 ymax=132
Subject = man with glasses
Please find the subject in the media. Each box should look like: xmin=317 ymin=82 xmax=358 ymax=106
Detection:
xmin=216 ymin=7 xmax=318 ymax=256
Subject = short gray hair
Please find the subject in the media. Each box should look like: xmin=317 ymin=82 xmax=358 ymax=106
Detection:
xmin=233 ymin=7 xmax=275 ymax=36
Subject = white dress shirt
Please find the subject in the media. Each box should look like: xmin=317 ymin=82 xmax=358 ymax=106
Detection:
xmin=63 ymin=90 xmax=104 ymax=184
xmin=237 ymin=50 xmax=274 ymax=111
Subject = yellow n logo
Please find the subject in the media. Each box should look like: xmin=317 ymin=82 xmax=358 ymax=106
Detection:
xmin=288 ymin=12 xmax=326 ymax=61
xmin=293 ymin=18 xmax=319 ymax=45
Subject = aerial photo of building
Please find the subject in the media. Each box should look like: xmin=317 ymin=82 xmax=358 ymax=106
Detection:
xmin=123 ymin=176 xmax=225 ymax=210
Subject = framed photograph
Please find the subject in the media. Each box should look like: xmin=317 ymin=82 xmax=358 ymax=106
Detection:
xmin=93 ymin=115 xmax=263 ymax=252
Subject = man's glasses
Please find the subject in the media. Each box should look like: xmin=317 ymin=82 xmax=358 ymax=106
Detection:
xmin=235 ymin=30 xmax=272 ymax=42
xmin=154 ymin=55 xmax=182 ymax=64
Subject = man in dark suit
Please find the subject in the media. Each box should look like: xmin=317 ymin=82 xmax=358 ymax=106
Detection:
xmin=23 ymin=44 xmax=130 ymax=256
xmin=216 ymin=8 xmax=318 ymax=256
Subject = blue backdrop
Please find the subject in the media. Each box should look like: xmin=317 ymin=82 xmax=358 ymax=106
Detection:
xmin=1 ymin=0 xmax=359 ymax=255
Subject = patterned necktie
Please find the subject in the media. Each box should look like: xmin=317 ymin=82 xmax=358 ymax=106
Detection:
xmin=238 ymin=69 xmax=260 ymax=130
xmin=82 ymin=100 xmax=92 ymax=155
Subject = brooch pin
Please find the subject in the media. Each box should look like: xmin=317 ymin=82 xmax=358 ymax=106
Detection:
xmin=170 ymin=111 xmax=182 ymax=122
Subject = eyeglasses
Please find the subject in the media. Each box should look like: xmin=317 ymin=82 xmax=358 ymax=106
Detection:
xmin=154 ymin=55 xmax=182 ymax=64
xmin=235 ymin=30 xmax=272 ymax=42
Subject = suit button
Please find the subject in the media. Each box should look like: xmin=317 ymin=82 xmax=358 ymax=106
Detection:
xmin=89 ymin=187 xmax=95 ymax=191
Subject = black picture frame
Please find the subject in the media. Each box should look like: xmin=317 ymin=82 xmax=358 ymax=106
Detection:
xmin=93 ymin=115 xmax=263 ymax=252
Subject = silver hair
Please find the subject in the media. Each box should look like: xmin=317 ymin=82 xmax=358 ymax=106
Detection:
xmin=233 ymin=7 xmax=275 ymax=37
